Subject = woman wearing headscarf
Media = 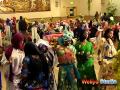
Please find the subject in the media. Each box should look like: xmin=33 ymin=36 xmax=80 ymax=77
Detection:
xmin=38 ymin=43 xmax=57 ymax=90
xmin=58 ymin=25 xmax=74 ymax=46
xmin=5 ymin=32 xmax=25 ymax=90
xmin=57 ymin=26 xmax=77 ymax=65
xmin=56 ymin=35 xmax=80 ymax=90
xmin=20 ymin=42 xmax=50 ymax=90
xmin=37 ymin=37 xmax=59 ymax=90
xmin=75 ymin=30 xmax=98 ymax=90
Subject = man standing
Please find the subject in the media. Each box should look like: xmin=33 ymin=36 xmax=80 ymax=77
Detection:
xmin=18 ymin=16 xmax=27 ymax=34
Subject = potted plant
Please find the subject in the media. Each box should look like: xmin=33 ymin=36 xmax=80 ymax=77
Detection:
xmin=107 ymin=3 xmax=117 ymax=16
xmin=106 ymin=2 xmax=117 ymax=25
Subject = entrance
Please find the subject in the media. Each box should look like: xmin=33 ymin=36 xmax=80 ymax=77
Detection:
xmin=66 ymin=7 xmax=77 ymax=17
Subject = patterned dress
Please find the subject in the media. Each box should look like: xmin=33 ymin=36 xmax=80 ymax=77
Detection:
xmin=98 ymin=38 xmax=117 ymax=90
xmin=20 ymin=55 xmax=51 ymax=90
xmin=75 ymin=40 xmax=98 ymax=90
xmin=56 ymin=46 xmax=80 ymax=90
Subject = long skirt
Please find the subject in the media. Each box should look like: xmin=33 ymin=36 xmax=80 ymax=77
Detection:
xmin=77 ymin=58 xmax=99 ymax=90
xmin=57 ymin=64 xmax=80 ymax=90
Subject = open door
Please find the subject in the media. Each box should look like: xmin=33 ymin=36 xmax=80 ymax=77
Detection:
xmin=66 ymin=7 xmax=77 ymax=17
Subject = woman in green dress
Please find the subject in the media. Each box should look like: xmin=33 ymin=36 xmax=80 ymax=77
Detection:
xmin=75 ymin=30 xmax=98 ymax=90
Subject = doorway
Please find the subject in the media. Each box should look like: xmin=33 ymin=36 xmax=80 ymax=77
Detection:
xmin=66 ymin=7 xmax=77 ymax=17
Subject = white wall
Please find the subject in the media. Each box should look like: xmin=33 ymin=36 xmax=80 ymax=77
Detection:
xmin=60 ymin=0 xmax=101 ymax=17
xmin=1 ymin=0 xmax=119 ymax=19
xmin=90 ymin=0 xmax=101 ymax=15
xmin=79 ymin=0 xmax=89 ymax=16
xmin=101 ymin=0 xmax=108 ymax=14
xmin=79 ymin=0 xmax=101 ymax=16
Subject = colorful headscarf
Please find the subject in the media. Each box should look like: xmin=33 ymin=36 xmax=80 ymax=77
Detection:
xmin=58 ymin=34 xmax=72 ymax=46
xmin=58 ymin=25 xmax=74 ymax=45
xmin=63 ymin=25 xmax=74 ymax=39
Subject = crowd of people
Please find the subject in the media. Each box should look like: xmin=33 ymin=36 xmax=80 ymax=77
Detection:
xmin=0 ymin=12 xmax=120 ymax=90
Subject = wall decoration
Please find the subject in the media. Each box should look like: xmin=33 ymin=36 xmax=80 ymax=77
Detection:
xmin=0 ymin=0 xmax=50 ymax=13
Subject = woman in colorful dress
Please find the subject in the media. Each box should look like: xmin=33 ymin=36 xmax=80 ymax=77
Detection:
xmin=5 ymin=33 xmax=25 ymax=90
xmin=38 ymin=43 xmax=58 ymax=90
xmin=75 ymin=30 xmax=98 ymax=90
xmin=20 ymin=42 xmax=51 ymax=90
xmin=98 ymin=28 xmax=117 ymax=90
xmin=56 ymin=35 xmax=80 ymax=90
